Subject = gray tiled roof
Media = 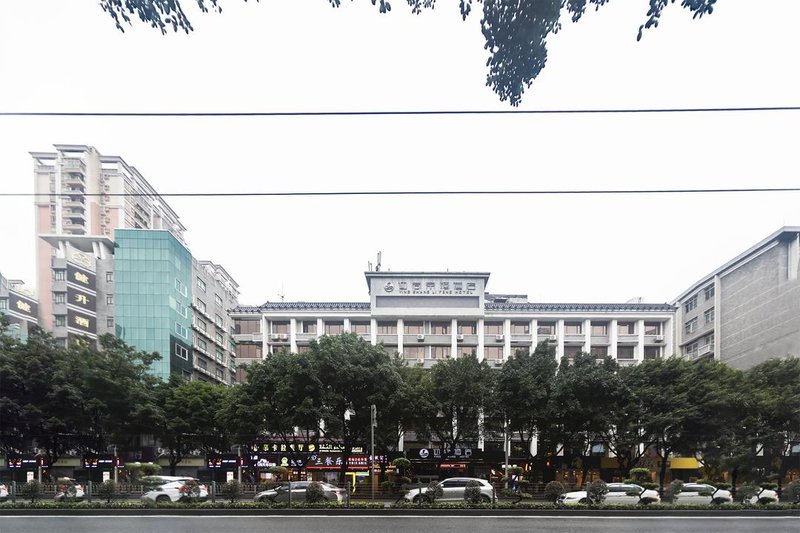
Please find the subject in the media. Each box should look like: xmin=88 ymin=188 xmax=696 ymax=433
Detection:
xmin=232 ymin=302 xmax=371 ymax=313
xmin=486 ymin=302 xmax=675 ymax=312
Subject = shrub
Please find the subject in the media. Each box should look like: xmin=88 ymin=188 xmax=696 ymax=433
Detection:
xmin=305 ymin=481 xmax=326 ymax=503
xmin=126 ymin=462 xmax=161 ymax=480
xmin=587 ymin=480 xmax=608 ymax=504
xmin=177 ymin=479 xmax=201 ymax=502
xmin=737 ymin=483 xmax=759 ymax=504
xmin=380 ymin=480 xmax=395 ymax=494
xmin=463 ymin=480 xmax=484 ymax=504
xmin=97 ymin=480 xmax=118 ymax=503
xmin=716 ymin=482 xmax=732 ymax=490
xmin=425 ymin=481 xmax=443 ymax=503
xmin=641 ymin=482 xmax=658 ymax=490
xmin=267 ymin=466 xmax=288 ymax=481
xmin=391 ymin=458 xmax=411 ymax=472
xmin=219 ymin=480 xmax=243 ymax=502
xmin=663 ymin=480 xmax=683 ymax=502
xmin=395 ymin=476 xmax=411 ymax=486
xmin=629 ymin=468 xmax=651 ymax=483
xmin=785 ymin=480 xmax=800 ymax=503
xmin=19 ymin=480 xmax=43 ymax=503
xmin=543 ymin=481 xmax=565 ymax=503
xmin=759 ymin=482 xmax=778 ymax=491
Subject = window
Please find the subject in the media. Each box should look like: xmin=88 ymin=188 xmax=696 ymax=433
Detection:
xmin=458 ymin=322 xmax=476 ymax=335
xmin=591 ymin=322 xmax=608 ymax=336
xmin=684 ymin=341 xmax=698 ymax=357
xmin=0 ymin=299 xmax=5 ymax=311
xmin=685 ymin=318 xmax=698 ymax=335
xmin=175 ymin=322 xmax=188 ymax=339
xmin=216 ymin=369 xmax=224 ymax=381
xmin=404 ymin=321 xmax=423 ymax=335
xmin=564 ymin=322 xmax=582 ymax=335
xmin=432 ymin=346 xmax=451 ymax=359
xmin=377 ymin=321 xmax=397 ymax=335
xmin=704 ymin=307 xmax=715 ymax=324
xmin=197 ymin=319 xmax=207 ymax=333
xmin=403 ymin=346 xmax=425 ymax=360
xmin=644 ymin=346 xmax=661 ymax=360
xmin=301 ymin=320 xmax=317 ymax=334
xmin=54 ymin=292 xmax=66 ymax=304
xmin=196 ymin=337 xmax=208 ymax=352
xmin=618 ymin=322 xmax=635 ymax=335
xmin=215 ymin=294 xmax=223 ymax=306
xmin=55 ymin=315 xmax=66 ymax=327
xmin=324 ymin=321 xmax=343 ymax=335
xmin=272 ymin=321 xmax=290 ymax=334
xmin=236 ymin=343 xmax=262 ymax=359
xmin=457 ymin=346 xmax=476 ymax=357
xmin=53 ymin=269 xmax=66 ymax=281
xmin=484 ymin=346 xmax=503 ymax=360
xmin=484 ymin=322 xmax=503 ymax=335
xmin=704 ymin=333 xmax=715 ymax=346
xmin=684 ymin=295 xmax=697 ymax=313
xmin=197 ymin=358 xmax=207 ymax=370
xmin=106 ymin=295 xmax=114 ymax=305
xmin=563 ymin=345 xmax=581 ymax=358
xmin=175 ymin=278 xmax=187 ymax=296
xmin=107 ymin=317 xmax=114 ymax=328
xmin=235 ymin=319 xmax=261 ymax=334
xmin=510 ymin=322 xmax=530 ymax=335
xmin=197 ymin=278 xmax=206 ymax=292
xmin=590 ymin=346 xmax=608 ymax=358
xmin=197 ymin=299 xmax=206 ymax=313
xmin=644 ymin=322 xmax=661 ymax=335
xmin=351 ymin=321 xmax=370 ymax=334
xmin=215 ymin=349 xmax=224 ymax=362
xmin=537 ymin=322 xmax=555 ymax=335
xmin=215 ymin=314 xmax=224 ymax=328
xmin=106 ymin=271 xmax=114 ymax=283
xmin=297 ymin=345 xmax=311 ymax=354
xmin=430 ymin=321 xmax=450 ymax=335
xmin=513 ymin=346 xmax=530 ymax=356
xmin=215 ymin=332 xmax=224 ymax=345
xmin=617 ymin=346 xmax=635 ymax=359
xmin=704 ymin=285 xmax=715 ymax=301
xmin=175 ymin=343 xmax=188 ymax=360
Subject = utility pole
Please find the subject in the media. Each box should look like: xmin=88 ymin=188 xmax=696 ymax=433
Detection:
xmin=237 ymin=445 xmax=242 ymax=483
xmin=370 ymin=404 xmax=377 ymax=502
xmin=504 ymin=421 xmax=509 ymax=490
xmin=113 ymin=445 xmax=118 ymax=484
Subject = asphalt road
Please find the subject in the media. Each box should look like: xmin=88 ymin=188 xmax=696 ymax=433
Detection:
xmin=1 ymin=516 xmax=798 ymax=533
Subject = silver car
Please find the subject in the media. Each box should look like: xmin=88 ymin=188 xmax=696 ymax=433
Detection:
xmin=403 ymin=477 xmax=494 ymax=503
xmin=559 ymin=483 xmax=661 ymax=505
xmin=254 ymin=481 xmax=345 ymax=503
xmin=674 ymin=483 xmax=733 ymax=504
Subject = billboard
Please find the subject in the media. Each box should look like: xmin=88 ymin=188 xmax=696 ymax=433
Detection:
xmin=67 ymin=263 xmax=97 ymax=292
xmin=67 ymin=286 xmax=96 ymax=313
xmin=67 ymin=308 xmax=96 ymax=334
xmin=8 ymin=292 xmax=38 ymax=321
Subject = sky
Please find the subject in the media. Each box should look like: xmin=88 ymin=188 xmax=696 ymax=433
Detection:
xmin=1 ymin=1 xmax=799 ymax=306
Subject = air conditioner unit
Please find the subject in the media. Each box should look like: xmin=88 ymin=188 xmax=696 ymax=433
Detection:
xmin=495 ymin=334 xmax=504 ymax=342
xmin=494 ymin=360 xmax=504 ymax=367
xmin=655 ymin=335 xmax=664 ymax=343
xmin=417 ymin=334 xmax=425 ymax=341
xmin=279 ymin=334 xmax=289 ymax=341
xmin=456 ymin=334 xmax=465 ymax=342
xmin=270 ymin=334 xmax=280 ymax=341
xmin=546 ymin=335 xmax=557 ymax=342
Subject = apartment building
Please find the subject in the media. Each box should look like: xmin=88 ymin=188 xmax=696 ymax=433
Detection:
xmin=0 ymin=272 xmax=39 ymax=340
xmin=674 ymin=226 xmax=800 ymax=369
xmin=231 ymin=271 xmax=675 ymax=378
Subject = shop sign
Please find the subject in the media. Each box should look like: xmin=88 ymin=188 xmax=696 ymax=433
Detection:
xmin=8 ymin=292 xmax=38 ymax=321
xmin=82 ymin=454 xmax=122 ymax=469
xmin=410 ymin=447 xmax=476 ymax=461
xmin=7 ymin=455 xmax=48 ymax=469
xmin=251 ymin=441 xmax=366 ymax=455
xmin=67 ymin=286 xmax=96 ymax=313
xmin=67 ymin=309 xmax=96 ymax=334
xmin=207 ymin=454 xmax=245 ymax=469
xmin=305 ymin=453 xmax=385 ymax=470
xmin=249 ymin=453 xmax=307 ymax=469
xmin=67 ymin=263 xmax=97 ymax=292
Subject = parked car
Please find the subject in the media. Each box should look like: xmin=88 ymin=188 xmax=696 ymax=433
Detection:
xmin=559 ymin=483 xmax=660 ymax=505
xmin=674 ymin=483 xmax=733 ymax=505
xmin=749 ymin=487 xmax=779 ymax=505
xmin=254 ymin=481 xmax=345 ymax=503
xmin=140 ymin=477 xmax=208 ymax=503
xmin=54 ymin=478 xmax=85 ymax=501
xmin=402 ymin=477 xmax=494 ymax=503
xmin=0 ymin=483 xmax=8 ymax=501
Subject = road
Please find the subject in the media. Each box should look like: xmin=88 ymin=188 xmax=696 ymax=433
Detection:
xmin=1 ymin=515 xmax=798 ymax=533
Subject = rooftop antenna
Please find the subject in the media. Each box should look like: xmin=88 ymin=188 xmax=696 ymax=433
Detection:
xmin=375 ymin=251 xmax=382 ymax=272
xmin=368 ymin=261 xmax=373 ymax=272
xmin=278 ymin=283 xmax=285 ymax=302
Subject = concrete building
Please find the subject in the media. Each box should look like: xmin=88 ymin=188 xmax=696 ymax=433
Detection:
xmin=231 ymin=270 xmax=676 ymax=380
xmin=674 ymin=226 xmax=800 ymax=369
xmin=0 ymin=273 xmax=39 ymax=340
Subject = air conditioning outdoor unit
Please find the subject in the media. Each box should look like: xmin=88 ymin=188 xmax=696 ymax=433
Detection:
xmin=495 ymin=334 xmax=504 ymax=342
xmin=279 ymin=334 xmax=289 ymax=341
xmin=546 ymin=335 xmax=557 ymax=342
xmin=456 ymin=334 xmax=465 ymax=342
xmin=270 ymin=334 xmax=280 ymax=341
xmin=494 ymin=360 xmax=504 ymax=367
xmin=655 ymin=335 xmax=664 ymax=343
xmin=417 ymin=334 xmax=425 ymax=341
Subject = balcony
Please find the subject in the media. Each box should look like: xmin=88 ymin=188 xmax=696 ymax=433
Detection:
xmin=510 ymin=333 xmax=533 ymax=344
xmin=62 ymin=195 xmax=86 ymax=208
xmin=62 ymin=172 xmax=85 ymax=186
xmin=62 ymin=158 xmax=86 ymax=173
xmin=295 ymin=332 xmax=316 ymax=343
xmin=617 ymin=359 xmax=638 ymax=367
xmin=376 ymin=334 xmax=398 ymax=345
xmin=617 ymin=334 xmax=638 ymax=344
xmin=425 ymin=333 xmax=452 ymax=345
xmin=232 ymin=332 xmax=262 ymax=343
xmin=644 ymin=334 xmax=665 ymax=345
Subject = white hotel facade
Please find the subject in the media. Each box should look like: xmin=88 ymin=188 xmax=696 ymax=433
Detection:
xmin=231 ymin=271 xmax=676 ymax=376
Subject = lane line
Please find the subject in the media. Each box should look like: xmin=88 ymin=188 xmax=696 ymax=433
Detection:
xmin=1 ymin=515 xmax=797 ymax=520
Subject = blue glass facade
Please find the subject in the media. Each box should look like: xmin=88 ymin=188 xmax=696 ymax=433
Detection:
xmin=114 ymin=229 xmax=193 ymax=381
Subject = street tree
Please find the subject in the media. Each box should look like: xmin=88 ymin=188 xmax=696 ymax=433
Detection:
xmin=97 ymin=0 xmax=718 ymax=106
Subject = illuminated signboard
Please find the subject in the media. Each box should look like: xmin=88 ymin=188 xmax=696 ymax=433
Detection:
xmin=7 ymin=455 xmax=48 ymax=469
xmin=8 ymin=292 xmax=38 ymax=321
xmin=206 ymin=454 xmax=246 ymax=469
xmin=249 ymin=453 xmax=307 ymax=469
xmin=250 ymin=441 xmax=366 ymax=455
xmin=67 ymin=263 xmax=97 ymax=292
xmin=305 ymin=454 xmax=386 ymax=470
xmin=82 ymin=454 xmax=122 ymax=469
xmin=67 ymin=308 xmax=96 ymax=334
xmin=410 ymin=447 xmax=476 ymax=461
xmin=67 ymin=286 xmax=96 ymax=313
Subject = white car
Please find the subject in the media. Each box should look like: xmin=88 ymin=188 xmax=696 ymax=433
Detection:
xmin=559 ymin=483 xmax=660 ymax=505
xmin=674 ymin=483 xmax=733 ymax=504
xmin=54 ymin=478 xmax=85 ymax=501
xmin=403 ymin=477 xmax=494 ymax=503
xmin=0 ymin=483 xmax=8 ymax=501
xmin=140 ymin=476 xmax=209 ymax=503
xmin=749 ymin=487 xmax=779 ymax=505
xmin=254 ymin=481 xmax=345 ymax=503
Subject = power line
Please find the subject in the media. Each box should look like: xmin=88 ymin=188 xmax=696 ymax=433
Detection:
xmin=2 ymin=106 xmax=800 ymax=117
xmin=2 ymin=187 xmax=799 ymax=198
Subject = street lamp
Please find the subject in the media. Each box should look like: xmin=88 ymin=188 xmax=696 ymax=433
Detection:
xmin=371 ymin=404 xmax=377 ymax=502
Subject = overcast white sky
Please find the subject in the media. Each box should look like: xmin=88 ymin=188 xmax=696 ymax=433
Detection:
xmin=1 ymin=1 xmax=799 ymax=305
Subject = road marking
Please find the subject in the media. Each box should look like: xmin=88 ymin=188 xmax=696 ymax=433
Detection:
xmin=2 ymin=515 xmax=797 ymax=520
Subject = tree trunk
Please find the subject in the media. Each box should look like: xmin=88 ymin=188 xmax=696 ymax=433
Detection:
xmin=658 ymin=449 xmax=670 ymax=493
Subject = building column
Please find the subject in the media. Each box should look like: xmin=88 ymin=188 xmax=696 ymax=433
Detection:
xmin=290 ymin=318 xmax=297 ymax=354
xmin=610 ymin=319 xmax=618 ymax=359
xmin=397 ymin=318 xmax=404 ymax=355
xmin=451 ymin=318 xmax=458 ymax=357
xmin=530 ymin=319 xmax=538 ymax=349
xmin=503 ymin=318 xmax=511 ymax=360
xmin=664 ymin=316 xmax=674 ymax=358
xmin=556 ymin=319 xmax=565 ymax=362
xmin=477 ymin=318 xmax=485 ymax=362
xmin=261 ymin=315 xmax=268 ymax=360
xmin=583 ymin=318 xmax=591 ymax=354
xmin=713 ymin=274 xmax=721 ymax=361
xmin=316 ymin=318 xmax=323 ymax=339
xmin=343 ymin=317 xmax=350 ymax=333
xmin=636 ymin=319 xmax=645 ymax=362
xmin=370 ymin=318 xmax=377 ymax=345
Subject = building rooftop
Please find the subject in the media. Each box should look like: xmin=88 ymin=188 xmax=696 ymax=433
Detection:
xmin=232 ymin=301 xmax=675 ymax=313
